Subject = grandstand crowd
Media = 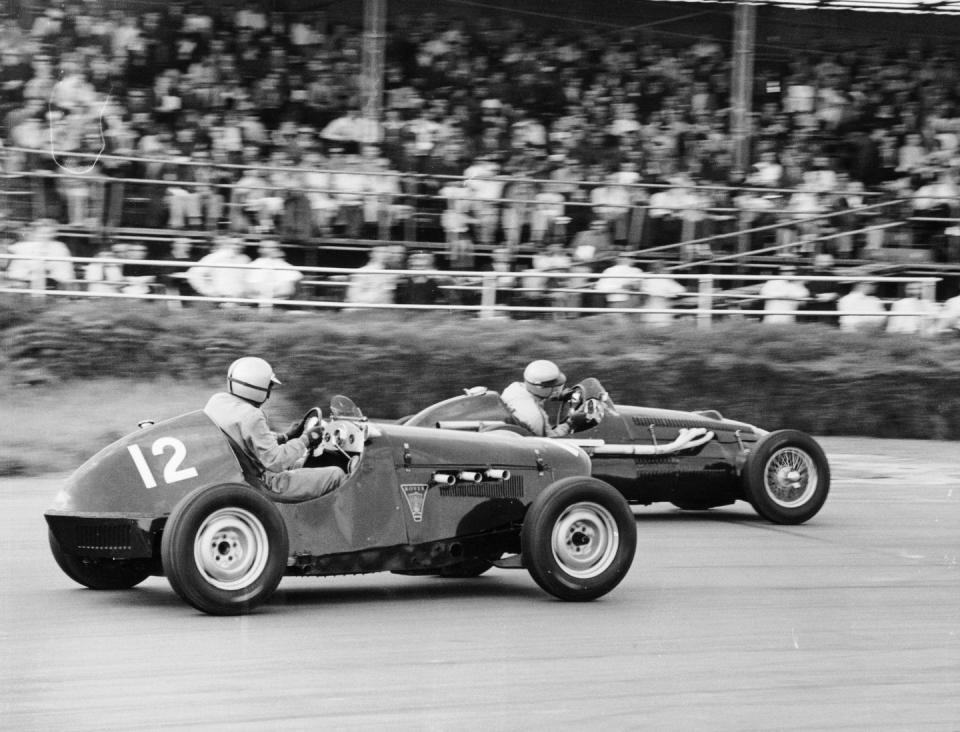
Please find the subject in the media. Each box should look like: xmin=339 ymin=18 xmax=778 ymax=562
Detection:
xmin=1 ymin=1 xmax=960 ymax=332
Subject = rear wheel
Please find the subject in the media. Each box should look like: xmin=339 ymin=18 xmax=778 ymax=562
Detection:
xmin=49 ymin=529 xmax=151 ymax=590
xmin=522 ymin=477 xmax=636 ymax=601
xmin=161 ymin=484 xmax=288 ymax=615
xmin=743 ymin=430 xmax=830 ymax=524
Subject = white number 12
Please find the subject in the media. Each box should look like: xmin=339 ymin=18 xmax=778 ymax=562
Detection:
xmin=128 ymin=437 xmax=199 ymax=489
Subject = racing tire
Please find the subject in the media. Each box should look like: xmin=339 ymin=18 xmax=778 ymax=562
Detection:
xmin=161 ymin=484 xmax=288 ymax=615
xmin=49 ymin=529 xmax=152 ymax=590
xmin=522 ymin=477 xmax=636 ymax=601
xmin=742 ymin=430 xmax=830 ymax=525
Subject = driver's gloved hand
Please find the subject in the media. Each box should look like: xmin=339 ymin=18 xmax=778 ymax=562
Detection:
xmin=277 ymin=418 xmax=305 ymax=445
xmin=304 ymin=427 xmax=324 ymax=450
xmin=566 ymin=410 xmax=598 ymax=432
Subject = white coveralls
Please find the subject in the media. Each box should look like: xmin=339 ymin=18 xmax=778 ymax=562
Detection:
xmin=204 ymin=392 xmax=344 ymax=502
xmin=500 ymin=382 xmax=572 ymax=438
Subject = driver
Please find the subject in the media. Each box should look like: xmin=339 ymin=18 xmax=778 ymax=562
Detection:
xmin=500 ymin=359 xmax=596 ymax=437
xmin=203 ymin=357 xmax=345 ymax=502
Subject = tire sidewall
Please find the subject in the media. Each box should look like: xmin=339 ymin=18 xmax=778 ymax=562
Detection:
xmin=522 ymin=477 xmax=637 ymax=601
xmin=744 ymin=430 xmax=831 ymax=525
xmin=161 ymin=483 xmax=289 ymax=615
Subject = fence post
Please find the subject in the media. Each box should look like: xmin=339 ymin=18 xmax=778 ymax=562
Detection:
xmin=479 ymin=273 xmax=497 ymax=319
xmin=697 ymin=275 xmax=713 ymax=329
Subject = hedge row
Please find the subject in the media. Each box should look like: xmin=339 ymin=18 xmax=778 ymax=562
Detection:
xmin=3 ymin=299 xmax=960 ymax=439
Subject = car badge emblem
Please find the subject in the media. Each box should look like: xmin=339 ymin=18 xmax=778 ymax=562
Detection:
xmin=400 ymin=484 xmax=428 ymax=522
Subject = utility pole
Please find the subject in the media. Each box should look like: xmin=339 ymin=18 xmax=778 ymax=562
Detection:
xmin=360 ymin=0 xmax=387 ymax=144
xmin=730 ymin=2 xmax=756 ymax=175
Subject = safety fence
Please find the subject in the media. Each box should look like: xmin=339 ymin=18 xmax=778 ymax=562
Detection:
xmin=0 ymin=252 xmax=945 ymax=333
xmin=2 ymin=145 xmax=950 ymax=267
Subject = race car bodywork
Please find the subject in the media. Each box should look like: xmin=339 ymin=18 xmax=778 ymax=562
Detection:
xmin=400 ymin=379 xmax=830 ymax=526
xmin=45 ymin=398 xmax=637 ymax=615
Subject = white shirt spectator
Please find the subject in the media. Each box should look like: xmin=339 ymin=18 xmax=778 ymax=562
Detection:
xmin=837 ymin=285 xmax=887 ymax=332
xmin=246 ymin=244 xmax=303 ymax=301
xmin=6 ymin=232 xmax=75 ymax=286
xmin=345 ymin=249 xmax=397 ymax=306
xmin=938 ymin=294 xmax=960 ymax=334
xmin=595 ymin=259 xmax=644 ymax=305
xmin=642 ymin=274 xmax=687 ymax=325
xmin=760 ymin=276 xmax=810 ymax=324
xmin=187 ymin=240 xmax=251 ymax=299
xmin=886 ymin=291 xmax=940 ymax=335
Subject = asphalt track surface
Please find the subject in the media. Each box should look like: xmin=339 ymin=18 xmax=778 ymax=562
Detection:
xmin=2 ymin=437 xmax=958 ymax=731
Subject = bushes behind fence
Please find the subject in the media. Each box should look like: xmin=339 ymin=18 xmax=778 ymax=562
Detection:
xmin=2 ymin=299 xmax=960 ymax=439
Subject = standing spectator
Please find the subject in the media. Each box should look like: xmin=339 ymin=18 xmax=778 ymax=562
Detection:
xmin=246 ymin=240 xmax=303 ymax=303
xmin=595 ymin=251 xmax=644 ymax=310
xmin=330 ymin=151 xmax=367 ymax=238
xmin=759 ymin=265 xmax=810 ymax=325
xmin=837 ymin=281 xmax=887 ymax=333
xmin=590 ymin=172 xmax=633 ymax=247
xmin=186 ymin=236 xmax=251 ymax=301
xmin=886 ymin=282 xmax=939 ymax=335
xmin=571 ymin=219 xmax=615 ymax=262
xmin=83 ymin=241 xmax=125 ymax=293
xmin=463 ymin=156 xmax=504 ymax=246
xmin=344 ymin=246 xmax=397 ymax=309
xmin=939 ymin=292 xmax=960 ymax=336
xmin=4 ymin=220 xmax=75 ymax=289
xmin=395 ymin=250 xmax=445 ymax=306
xmin=641 ymin=260 xmax=687 ymax=326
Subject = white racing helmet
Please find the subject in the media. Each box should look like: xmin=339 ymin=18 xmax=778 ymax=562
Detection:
xmin=523 ymin=359 xmax=566 ymax=399
xmin=227 ymin=357 xmax=281 ymax=404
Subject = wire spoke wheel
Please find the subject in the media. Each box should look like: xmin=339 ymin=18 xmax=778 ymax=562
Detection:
xmin=764 ymin=447 xmax=818 ymax=508
xmin=193 ymin=508 xmax=270 ymax=591
xmin=743 ymin=430 xmax=830 ymax=525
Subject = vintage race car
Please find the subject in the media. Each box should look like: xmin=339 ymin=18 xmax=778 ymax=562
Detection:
xmin=399 ymin=379 xmax=830 ymax=525
xmin=44 ymin=396 xmax=637 ymax=615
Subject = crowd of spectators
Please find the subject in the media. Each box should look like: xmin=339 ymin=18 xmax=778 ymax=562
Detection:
xmin=1 ymin=2 xmax=960 ymax=327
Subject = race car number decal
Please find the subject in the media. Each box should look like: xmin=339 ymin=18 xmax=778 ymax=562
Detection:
xmin=127 ymin=437 xmax=199 ymax=489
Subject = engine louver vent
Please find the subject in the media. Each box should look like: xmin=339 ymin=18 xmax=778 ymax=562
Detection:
xmin=440 ymin=476 xmax=523 ymax=499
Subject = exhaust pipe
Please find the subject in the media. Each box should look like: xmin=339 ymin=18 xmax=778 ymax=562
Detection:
xmin=431 ymin=472 xmax=457 ymax=486
xmin=484 ymin=468 xmax=510 ymax=481
xmin=458 ymin=471 xmax=484 ymax=483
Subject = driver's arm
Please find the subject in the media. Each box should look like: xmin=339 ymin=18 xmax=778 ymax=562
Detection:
xmin=241 ymin=411 xmax=312 ymax=473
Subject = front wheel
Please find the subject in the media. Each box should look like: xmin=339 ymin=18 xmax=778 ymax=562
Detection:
xmin=161 ymin=484 xmax=288 ymax=615
xmin=742 ymin=430 xmax=830 ymax=525
xmin=522 ymin=477 xmax=636 ymax=601
xmin=49 ymin=529 xmax=152 ymax=590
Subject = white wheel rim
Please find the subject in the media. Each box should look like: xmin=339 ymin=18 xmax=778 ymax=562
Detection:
xmin=193 ymin=508 xmax=269 ymax=591
xmin=551 ymin=501 xmax=619 ymax=579
xmin=764 ymin=447 xmax=818 ymax=508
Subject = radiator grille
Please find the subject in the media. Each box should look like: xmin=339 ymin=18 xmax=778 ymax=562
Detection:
xmin=439 ymin=476 xmax=524 ymax=499
xmin=75 ymin=523 xmax=133 ymax=551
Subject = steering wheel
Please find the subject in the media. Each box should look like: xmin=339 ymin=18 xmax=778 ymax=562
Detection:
xmin=556 ymin=385 xmax=584 ymax=425
xmin=555 ymin=380 xmax=607 ymax=432
xmin=301 ymin=407 xmax=322 ymax=433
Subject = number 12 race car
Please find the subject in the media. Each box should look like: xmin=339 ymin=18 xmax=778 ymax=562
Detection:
xmin=45 ymin=397 xmax=637 ymax=615
xmin=399 ymin=378 xmax=831 ymax=526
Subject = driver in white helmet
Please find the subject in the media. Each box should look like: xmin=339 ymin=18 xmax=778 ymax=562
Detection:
xmin=500 ymin=359 xmax=594 ymax=437
xmin=203 ymin=357 xmax=345 ymax=502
